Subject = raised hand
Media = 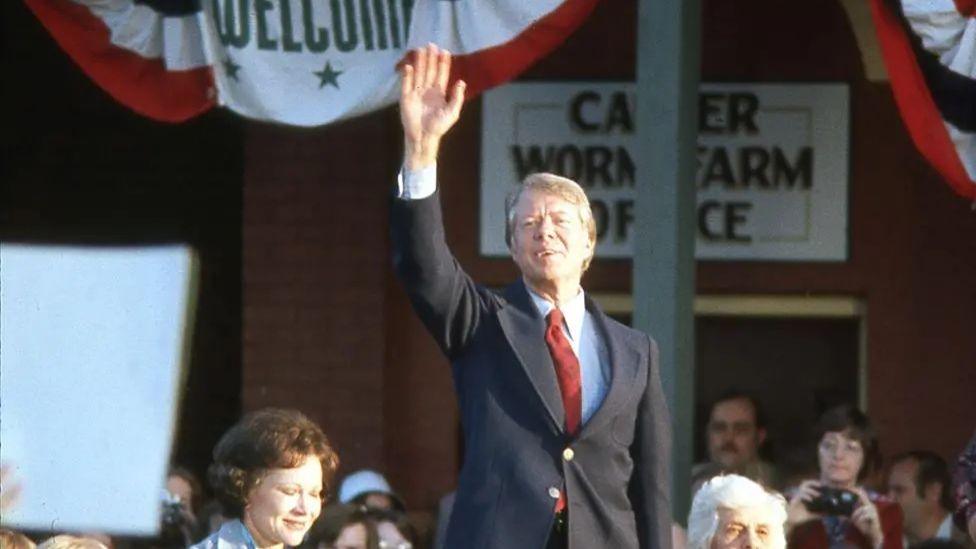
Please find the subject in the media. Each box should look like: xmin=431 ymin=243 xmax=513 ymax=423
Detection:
xmin=400 ymin=43 xmax=466 ymax=170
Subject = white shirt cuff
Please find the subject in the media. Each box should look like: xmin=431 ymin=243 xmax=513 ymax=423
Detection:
xmin=397 ymin=163 xmax=437 ymax=200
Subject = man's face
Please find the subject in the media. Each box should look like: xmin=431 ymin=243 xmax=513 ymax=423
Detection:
xmin=510 ymin=189 xmax=592 ymax=293
xmin=887 ymin=459 xmax=931 ymax=535
xmin=707 ymin=398 xmax=765 ymax=470
xmin=711 ymin=506 xmax=781 ymax=549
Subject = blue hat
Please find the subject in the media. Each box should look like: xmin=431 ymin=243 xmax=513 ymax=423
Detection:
xmin=338 ymin=469 xmax=405 ymax=510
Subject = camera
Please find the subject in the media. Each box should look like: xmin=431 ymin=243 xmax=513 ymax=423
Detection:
xmin=161 ymin=490 xmax=188 ymax=526
xmin=158 ymin=490 xmax=198 ymax=546
xmin=804 ymin=486 xmax=858 ymax=516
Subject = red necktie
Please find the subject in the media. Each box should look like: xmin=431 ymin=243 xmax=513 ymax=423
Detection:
xmin=545 ymin=308 xmax=582 ymax=514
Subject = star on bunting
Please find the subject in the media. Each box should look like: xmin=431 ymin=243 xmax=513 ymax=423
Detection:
xmin=223 ymin=55 xmax=241 ymax=82
xmin=314 ymin=61 xmax=342 ymax=89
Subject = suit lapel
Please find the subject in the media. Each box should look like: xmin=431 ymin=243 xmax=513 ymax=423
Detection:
xmin=579 ymin=296 xmax=641 ymax=438
xmin=497 ymin=280 xmax=565 ymax=431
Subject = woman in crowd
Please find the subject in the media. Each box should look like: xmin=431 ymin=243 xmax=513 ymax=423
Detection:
xmin=787 ymin=404 xmax=903 ymax=549
xmin=687 ymin=474 xmax=787 ymax=549
xmin=191 ymin=408 xmax=340 ymax=549
xmin=304 ymin=503 xmax=415 ymax=549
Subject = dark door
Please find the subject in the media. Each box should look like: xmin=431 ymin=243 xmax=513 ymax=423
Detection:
xmin=694 ymin=315 xmax=861 ymax=486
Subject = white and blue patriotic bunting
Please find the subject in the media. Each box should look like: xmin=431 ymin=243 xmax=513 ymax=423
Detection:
xmin=25 ymin=0 xmax=600 ymax=127
xmin=869 ymin=0 xmax=976 ymax=200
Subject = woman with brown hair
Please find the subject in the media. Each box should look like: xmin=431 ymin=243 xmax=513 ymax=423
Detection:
xmin=786 ymin=405 xmax=903 ymax=549
xmin=191 ymin=408 xmax=340 ymax=549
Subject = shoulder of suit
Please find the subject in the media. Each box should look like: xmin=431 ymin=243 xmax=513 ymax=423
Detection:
xmin=583 ymin=296 xmax=648 ymax=334
xmin=600 ymin=312 xmax=656 ymax=348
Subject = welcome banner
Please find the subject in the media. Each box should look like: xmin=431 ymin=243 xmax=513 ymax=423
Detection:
xmin=26 ymin=0 xmax=601 ymax=126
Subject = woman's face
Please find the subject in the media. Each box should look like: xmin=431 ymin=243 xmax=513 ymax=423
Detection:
xmin=243 ymin=455 xmax=323 ymax=548
xmin=817 ymin=430 xmax=864 ymax=488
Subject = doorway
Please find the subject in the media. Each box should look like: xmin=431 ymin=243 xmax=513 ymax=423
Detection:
xmin=594 ymin=293 xmax=866 ymax=486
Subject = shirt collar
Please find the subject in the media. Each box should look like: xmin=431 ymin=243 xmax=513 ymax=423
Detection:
xmin=937 ymin=514 xmax=953 ymax=539
xmin=217 ymin=519 xmax=257 ymax=549
xmin=526 ymin=285 xmax=586 ymax=344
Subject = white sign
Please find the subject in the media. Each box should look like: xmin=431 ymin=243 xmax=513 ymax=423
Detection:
xmin=0 ymin=245 xmax=196 ymax=535
xmin=480 ymin=82 xmax=849 ymax=261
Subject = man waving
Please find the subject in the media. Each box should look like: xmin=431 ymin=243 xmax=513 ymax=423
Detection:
xmin=391 ymin=44 xmax=672 ymax=549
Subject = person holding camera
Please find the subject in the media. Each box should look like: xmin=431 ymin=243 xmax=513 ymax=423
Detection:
xmin=787 ymin=405 xmax=904 ymax=549
xmin=191 ymin=408 xmax=340 ymax=549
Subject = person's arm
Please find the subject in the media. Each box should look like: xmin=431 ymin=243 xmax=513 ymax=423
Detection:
xmin=391 ymin=45 xmax=485 ymax=357
xmin=629 ymin=336 xmax=673 ymax=549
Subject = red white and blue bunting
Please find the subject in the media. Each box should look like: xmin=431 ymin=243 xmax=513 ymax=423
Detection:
xmin=25 ymin=0 xmax=600 ymax=126
xmin=870 ymin=0 xmax=976 ymax=200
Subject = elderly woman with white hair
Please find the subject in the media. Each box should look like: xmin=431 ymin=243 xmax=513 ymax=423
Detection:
xmin=687 ymin=474 xmax=788 ymax=549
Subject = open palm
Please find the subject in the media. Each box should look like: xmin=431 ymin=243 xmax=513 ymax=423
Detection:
xmin=400 ymin=44 xmax=465 ymax=158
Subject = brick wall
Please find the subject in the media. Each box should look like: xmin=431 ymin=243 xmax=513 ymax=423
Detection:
xmin=241 ymin=113 xmax=403 ymax=485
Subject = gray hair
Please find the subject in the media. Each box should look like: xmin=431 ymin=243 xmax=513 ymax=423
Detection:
xmin=504 ymin=172 xmax=597 ymax=270
xmin=687 ymin=475 xmax=786 ymax=549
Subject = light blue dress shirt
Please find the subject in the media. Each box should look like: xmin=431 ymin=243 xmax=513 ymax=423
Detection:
xmin=526 ymin=289 xmax=610 ymax=425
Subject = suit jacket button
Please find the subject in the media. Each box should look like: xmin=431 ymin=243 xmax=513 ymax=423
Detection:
xmin=562 ymin=448 xmax=575 ymax=461
xmin=548 ymin=486 xmax=561 ymax=499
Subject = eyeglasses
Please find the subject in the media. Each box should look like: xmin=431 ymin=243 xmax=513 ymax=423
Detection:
xmin=819 ymin=437 xmax=863 ymax=456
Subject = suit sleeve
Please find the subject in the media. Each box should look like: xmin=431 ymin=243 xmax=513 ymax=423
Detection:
xmin=390 ymin=188 xmax=489 ymax=358
xmin=629 ymin=335 xmax=673 ymax=549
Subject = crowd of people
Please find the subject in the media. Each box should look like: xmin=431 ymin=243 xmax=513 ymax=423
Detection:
xmin=680 ymin=393 xmax=976 ymax=549
xmin=0 ymin=409 xmax=417 ymax=549
xmin=2 ymin=401 xmax=974 ymax=549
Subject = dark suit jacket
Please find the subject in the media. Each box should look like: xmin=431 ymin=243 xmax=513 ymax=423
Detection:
xmin=391 ymin=190 xmax=672 ymax=549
